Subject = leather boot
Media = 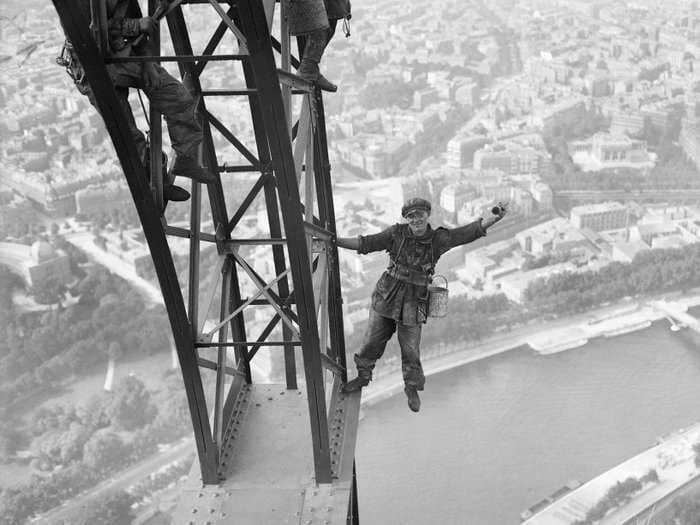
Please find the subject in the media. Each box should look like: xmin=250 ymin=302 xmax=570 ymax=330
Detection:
xmin=170 ymin=154 xmax=216 ymax=184
xmin=404 ymin=385 xmax=421 ymax=412
xmin=164 ymin=184 xmax=190 ymax=202
xmin=298 ymin=29 xmax=337 ymax=92
xmin=341 ymin=375 xmax=369 ymax=393
xmin=317 ymin=73 xmax=338 ymax=93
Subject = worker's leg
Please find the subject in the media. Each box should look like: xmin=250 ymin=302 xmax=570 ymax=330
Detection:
xmin=91 ymin=65 xmax=190 ymax=204
xmin=342 ymin=310 xmax=396 ymax=392
xmin=397 ymin=322 xmax=424 ymax=412
xmin=113 ymin=86 xmax=190 ymax=203
xmin=397 ymin=323 xmax=424 ymax=390
xmin=113 ymin=86 xmax=148 ymax=162
xmin=140 ymin=65 xmax=215 ymax=184
xmin=88 ymin=63 xmax=148 ymax=162
xmin=141 ymin=64 xmax=201 ymax=158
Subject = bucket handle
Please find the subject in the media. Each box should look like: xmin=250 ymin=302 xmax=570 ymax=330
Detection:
xmin=431 ymin=274 xmax=448 ymax=289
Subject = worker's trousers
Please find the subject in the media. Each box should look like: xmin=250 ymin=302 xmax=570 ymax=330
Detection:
xmin=90 ymin=62 xmax=202 ymax=161
xmin=353 ymin=309 xmax=425 ymax=390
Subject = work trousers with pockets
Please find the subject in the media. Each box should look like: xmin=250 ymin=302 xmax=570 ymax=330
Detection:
xmin=353 ymin=308 xmax=425 ymax=390
xmin=91 ymin=62 xmax=202 ymax=162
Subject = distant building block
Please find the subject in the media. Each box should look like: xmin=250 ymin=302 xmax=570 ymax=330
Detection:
xmin=570 ymin=202 xmax=628 ymax=232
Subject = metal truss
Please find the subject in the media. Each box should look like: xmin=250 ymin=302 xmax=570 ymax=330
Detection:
xmin=52 ymin=0 xmax=359 ymax=522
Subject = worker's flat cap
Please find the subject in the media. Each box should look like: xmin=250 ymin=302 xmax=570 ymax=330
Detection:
xmin=401 ymin=197 xmax=431 ymax=217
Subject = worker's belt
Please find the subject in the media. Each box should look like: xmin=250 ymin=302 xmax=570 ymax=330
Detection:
xmin=386 ymin=263 xmax=431 ymax=286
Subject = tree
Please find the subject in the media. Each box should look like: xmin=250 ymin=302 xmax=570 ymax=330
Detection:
xmin=31 ymin=422 xmax=91 ymax=466
xmin=108 ymin=341 xmax=123 ymax=361
xmin=29 ymin=275 xmax=66 ymax=305
xmin=666 ymin=495 xmax=700 ymax=525
xmin=82 ymin=431 xmax=125 ymax=470
xmin=73 ymin=490 xmax=136 ymax=525
xmin=106 ymin=376 xmax=157 ymax=431
xmin=0 ymin=424 xmax=24 ymax=463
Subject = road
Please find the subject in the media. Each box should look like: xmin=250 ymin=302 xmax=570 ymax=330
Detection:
xmin=33 ymin=438 xmax=195 ymax=524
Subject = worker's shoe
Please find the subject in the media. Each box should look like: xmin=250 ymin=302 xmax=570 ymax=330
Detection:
xmin=298 ymin=29 xmax=337 ymax=93
xmin=404 ymin=385 xmax=421 ymax=412
xmin=170 ymin=154 xmax=216 ymax=184
xmin=316 ymin=73 xmax=338 ymax=93
xmin=298 ymin=62 xmax=337 ymax=92
xmin=164 ymin=184 xmax=190 ymax=203
xmin=341 ymin=375 xmax=369 ymax=393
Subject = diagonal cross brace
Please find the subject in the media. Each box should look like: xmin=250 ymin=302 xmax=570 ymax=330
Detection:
xmin=231 ymin=251 xmax=302 ymax=339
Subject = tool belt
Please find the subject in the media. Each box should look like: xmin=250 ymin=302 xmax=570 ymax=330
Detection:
xmin=386 ymin=263 xmax=431 ymax=287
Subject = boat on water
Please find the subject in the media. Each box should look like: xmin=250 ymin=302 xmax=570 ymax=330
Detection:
xmin=520 ymin=480 xmax=582 ymax=521
xmin=602 ymin=320 xmax=652 ymax=338
xmin=532 ymin=338 xmax=589 ymax=355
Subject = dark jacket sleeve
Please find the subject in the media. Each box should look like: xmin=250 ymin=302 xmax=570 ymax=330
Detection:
xmin=357 ymin=225 xmax=396 ymax=254
xmin=434 ymin=220 xmax=486 ymax=257
xmin=107 ymin=0 xmax=141 ymax=49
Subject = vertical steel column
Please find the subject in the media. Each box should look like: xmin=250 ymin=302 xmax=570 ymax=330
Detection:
xmin=347 ymin=463 xmax=360 ymax=525
xmin=228 ymin=259 xmax=251 ymax=384
xmin=214 ymin=256 xmax=234 ymax=450
xmin=280 ymin=0 xmax=292 ymax=128
xmin=51 ymin=0 xmax=219 ymax=483
xmin=312 ymin=92 xmax=349 ymax=376
xmin=188 ymin=183 xmax=202 ymax=330
xmin=236 ymin=0 xmax=332 ymax=482
xmin=235 ymin=12 xmax=297 ymax=389
xmin=148 ymin=0 xmax=163 ymax=211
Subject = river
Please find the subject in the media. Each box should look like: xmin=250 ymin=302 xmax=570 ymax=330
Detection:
xmin=355 ymin=320 xmax=700 ymax=525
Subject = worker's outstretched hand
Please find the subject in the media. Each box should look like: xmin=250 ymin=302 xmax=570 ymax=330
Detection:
xmin=482 ymin=202 xmax=508 ymax=230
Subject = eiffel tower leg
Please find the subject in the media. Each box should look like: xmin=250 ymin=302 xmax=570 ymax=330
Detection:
xmin=51 ymin=0 xmax=219 ymax=483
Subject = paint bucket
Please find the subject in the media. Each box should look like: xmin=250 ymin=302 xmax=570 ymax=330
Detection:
xmin=427 ymin=275 xmax=448 ymax=318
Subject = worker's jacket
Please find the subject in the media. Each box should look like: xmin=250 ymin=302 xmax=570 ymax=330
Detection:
xmin=357 ymin=220 xmax=486 ymax=325
xmin=325 ymin=0 xmax=351 ymax=20
xmin=62 ymin=0 xmax=146 ymax=93
xmin=104 ymin=0 xmax=144 ymax=57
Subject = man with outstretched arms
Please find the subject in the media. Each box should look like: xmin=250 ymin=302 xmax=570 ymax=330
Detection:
xmin=335 ymin=198 xmax=506 ymax=412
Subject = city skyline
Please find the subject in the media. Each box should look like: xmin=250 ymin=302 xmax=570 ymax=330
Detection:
xmin=1 ymin=0 xmax=700 ymax=523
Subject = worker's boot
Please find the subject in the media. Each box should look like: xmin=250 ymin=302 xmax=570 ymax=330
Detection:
xmin=404 ymin=385 xmax=421 ymax=412
xmin=341 ymin=375 xmax=369 ymax=393
xmin=170 ymin=153 xmax=217 ymax=184
xmin=164 ymin=184 xmax=190 ymax=203
xmin=298 ymin=29 xmax=337 ymax=92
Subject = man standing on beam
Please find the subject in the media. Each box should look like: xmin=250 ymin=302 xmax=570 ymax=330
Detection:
xmin=335 ymin=198 xmax=507 ymax=412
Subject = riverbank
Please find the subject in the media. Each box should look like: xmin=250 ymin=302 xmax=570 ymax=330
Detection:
xmin=522 ymin=422 xmax=700 ymax=525
xmin=527 ymin=293 xmax=700 ymax=355
xmin=361 ymin=289 xmax=700 ymax=408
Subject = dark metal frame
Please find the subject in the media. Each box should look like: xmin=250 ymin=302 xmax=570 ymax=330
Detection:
xmin=52 ymin=0 xmax=358 ymax=518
